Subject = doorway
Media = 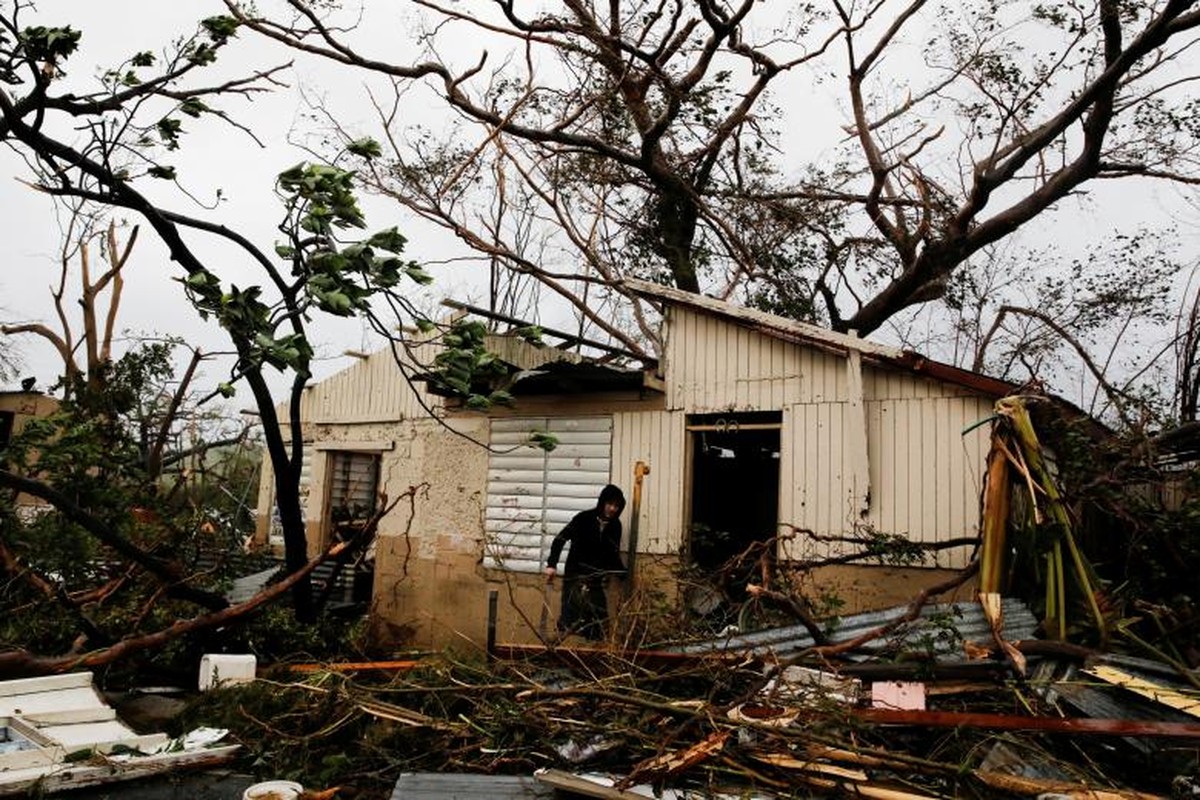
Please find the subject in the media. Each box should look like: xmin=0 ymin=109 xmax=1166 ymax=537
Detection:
xmin=686 ymin=411 xmax=781 ymax=575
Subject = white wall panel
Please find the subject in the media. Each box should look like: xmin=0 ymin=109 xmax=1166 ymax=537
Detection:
xmin=484 ymin=416 xmax=613 ymax=572
xmin=611 ymin=408 xmax=686 ymax=554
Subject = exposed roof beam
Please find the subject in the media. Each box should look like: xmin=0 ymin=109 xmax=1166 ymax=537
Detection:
xmin=441 ymin=299 xmax=652 ymax=365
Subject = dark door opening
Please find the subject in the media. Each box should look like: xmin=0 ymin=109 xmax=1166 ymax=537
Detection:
xmin=687 ymin=412 xmax=781 ymax=578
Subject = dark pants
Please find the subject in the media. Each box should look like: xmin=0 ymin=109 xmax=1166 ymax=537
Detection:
xmin=559 ymin=574 xmax=608 ymax=640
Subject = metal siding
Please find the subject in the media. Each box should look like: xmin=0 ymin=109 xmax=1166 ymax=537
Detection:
xmin=611 ymin=409 xmax=685 ymax=553
xmin=858 ymin=383 xmax=993 ymax=568
xmin=293 ymin=342 xmax=443 ymax=425
xmin=484 ymin=417 xmax=613 ymax=572
xmin=665 ymin=308 xmax=849 ymax=412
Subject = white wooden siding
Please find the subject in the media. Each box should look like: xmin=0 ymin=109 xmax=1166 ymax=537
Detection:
xmin=294 ymin=341 xmax=443 ymax=425
xmin=665 ymin=307 xmax=846 ymax=411
xmin=660 ymin=306 xmax=997 ymax=569
xmin=611 ymin=409 xmax=686 ymax=554
xmin=484 ymin=417 xmax=613 ymax=572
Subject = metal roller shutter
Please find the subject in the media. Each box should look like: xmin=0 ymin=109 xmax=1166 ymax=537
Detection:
xmin=485 ymin=417 xmax=613 ymax=572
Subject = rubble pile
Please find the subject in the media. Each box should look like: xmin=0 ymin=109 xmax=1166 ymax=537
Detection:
xmin=186 ymin=601 xmax=1200 ymax=799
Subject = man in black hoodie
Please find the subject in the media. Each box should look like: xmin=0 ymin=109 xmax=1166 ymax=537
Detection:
xmin=544 ymin=484 xmax=626 ymax=640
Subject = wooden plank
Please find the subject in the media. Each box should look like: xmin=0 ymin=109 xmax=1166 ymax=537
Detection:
xmin=0 ymin=744 xmax=240 ymax=797
xmin=0 ymin=673 xmax=93 ymax=698
xmin=391 ymin=772 xmax=555 ymax=800
xmin=857 ymin=708 xmax=1200 ymax=737
xmin=534 ymin=769 xmax=644 ymax=799
xmin=286 ymin=660 xmax=421 ymax=674
xmin=1082 ymin=665 xmax=1200 ymax=719
xmin=17 ymin=708 xmax=118 ymax=726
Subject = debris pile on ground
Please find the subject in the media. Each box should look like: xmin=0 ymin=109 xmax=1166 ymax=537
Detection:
xmin=179 ymin=596 xmax=1200 ymax=800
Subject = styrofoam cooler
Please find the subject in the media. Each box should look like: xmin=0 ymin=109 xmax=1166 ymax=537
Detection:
xmin=198 ymin=653 xmax=257 ymax=691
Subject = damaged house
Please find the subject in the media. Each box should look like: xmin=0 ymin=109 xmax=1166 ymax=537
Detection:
xmin=254 ymin=280 xmax=1034 ymax=650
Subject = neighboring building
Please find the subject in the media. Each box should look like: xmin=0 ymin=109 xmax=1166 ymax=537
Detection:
xmin=256 ymin=282 xmax=1027 ymax=651
xmin=0 ymin=388 xmax=59 ymax=512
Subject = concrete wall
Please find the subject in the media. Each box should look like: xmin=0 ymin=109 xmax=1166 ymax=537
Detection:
xmin=0 ymin=391 xmax=59 ymax=509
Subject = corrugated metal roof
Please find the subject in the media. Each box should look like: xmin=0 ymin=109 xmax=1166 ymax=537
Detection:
xmin=672 ymin=598 xmax=1038 ymax=661
xmin=391 ymin=773 xmax=555 ymax=800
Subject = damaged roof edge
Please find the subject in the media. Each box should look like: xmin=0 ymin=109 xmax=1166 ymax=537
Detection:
xmin=624 ymin=278 xmax=1030 ymax=400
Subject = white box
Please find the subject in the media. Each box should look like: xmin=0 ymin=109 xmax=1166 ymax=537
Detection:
xmin=871 ymin=680 xmax=926 ymax=710
xmin=198 ymin=654 xmax=256 ymax=691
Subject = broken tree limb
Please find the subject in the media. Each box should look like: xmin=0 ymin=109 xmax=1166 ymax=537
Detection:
xmin=979 ymin=430 xmax=1011 ymax=594
xmin=973 ymin=770 xmax=1166 ymax=799
xmin=795 ymin=561 xmax=979 ymax=661
xmin=855 ymin=708 xmax=1200 ymax=737
xmin=996 ymin=396 xmax=1108 ymax=643
xmin=0 ymin=540 xmax=351 ymax=678
xmin=618 ymin=730 xmax=729 ymax=789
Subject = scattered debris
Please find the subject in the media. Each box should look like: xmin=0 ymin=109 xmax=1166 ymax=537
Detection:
xmin=672 ymin=597 xmax=1039 ymax=661
xmin=199 ymin=653 xmax=257 ymax=691
xmin=0 ymin=672 xmax=237 ymax=796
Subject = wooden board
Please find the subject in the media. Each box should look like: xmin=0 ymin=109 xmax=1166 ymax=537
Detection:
xmin=1082 ymin=665 xmax=1200 ymax=719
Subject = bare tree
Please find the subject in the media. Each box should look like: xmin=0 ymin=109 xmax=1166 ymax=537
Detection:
xmin=224 ymin=0 xmax=1200 ymax=351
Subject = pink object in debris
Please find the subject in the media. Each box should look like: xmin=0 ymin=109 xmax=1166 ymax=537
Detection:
xmin=871 ymin=681 xmax=926 ymax=710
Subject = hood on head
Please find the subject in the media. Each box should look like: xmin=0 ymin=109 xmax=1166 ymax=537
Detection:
xmin=597 ymin=483 xmax=626 ymax=515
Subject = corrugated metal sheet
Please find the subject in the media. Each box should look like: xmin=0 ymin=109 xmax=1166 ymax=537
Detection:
xmin=484 ymin=417 xmax=613 ymax=572
xmin=673 ymin=597 xmax=1038 ymax=661
xmin=665 ymin=307 xmax=846 ymax=411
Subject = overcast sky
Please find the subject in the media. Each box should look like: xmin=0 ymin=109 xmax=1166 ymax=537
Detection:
xmin=2 ymin=1 xmax=1197 ymax=417
xmin=0 ymin=1 xmax=474 ymax=401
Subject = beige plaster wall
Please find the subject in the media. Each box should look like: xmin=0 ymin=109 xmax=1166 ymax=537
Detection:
xmin=370 ymin=416 xmax=497 ymax=649
xmin=1 ymin=392 xmax=59 ymax=508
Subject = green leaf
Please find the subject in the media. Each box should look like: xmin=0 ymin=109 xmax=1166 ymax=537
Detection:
xmin=130 ymin=51 xmax=155 ymax=67
xmin=366 ymin=227 xmax=407 ymax=254
xmin=347 ymin=137 xmax=383 ymax=160
xmin=516 ymin=325 xmax=543 ymax=343
xmin=528 ymin=431 xmax=559 ymax=452
xmin=179 ymin=98 xmax=208 ymax=118
xmin=488 ymin=390 xmax=514 ymax=406
xmin=217 ymin=382 xmax=236 ymax=398
xmin=20 ymin=26 xmax=81 ymax=63
xmin=404 ymin=265 xmax=433 ymax=285
xmin=201 ymin=15 xmax=239 ymax=42
xmin=274 ymin=244 xmax=295 ymax=259
xmin=147 ymin=165 xmax=176 ymax=180
xmin=415 ymin=318 xmax=435 ymax=333
xmin=157 ymin=117 xmax=183 ymax=150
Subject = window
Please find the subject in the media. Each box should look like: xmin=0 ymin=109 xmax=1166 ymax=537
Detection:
xmin=327 ymin=450 xmax=381 ymax=535
xmin=485 ymin=417 xmax=613 ymax=573
xmin=0 ymin=411 xmax=13 ymax=448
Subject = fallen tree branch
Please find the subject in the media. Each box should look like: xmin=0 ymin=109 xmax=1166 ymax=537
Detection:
xmin=0 ymin=540 xmax=350 ymax=678
xmin=795 ymin=561 xmax=980 ymax=662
